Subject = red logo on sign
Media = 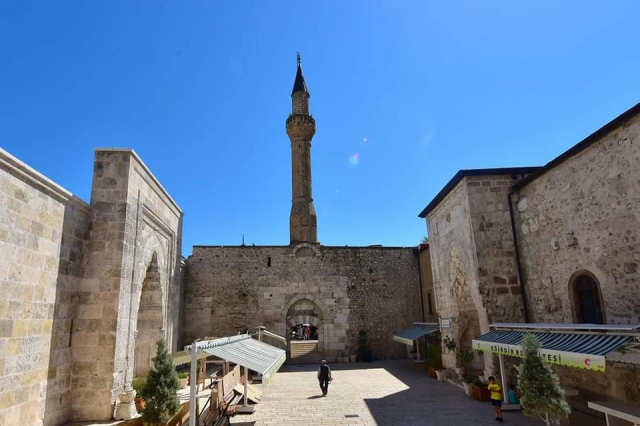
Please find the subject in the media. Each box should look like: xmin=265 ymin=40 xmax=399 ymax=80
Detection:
xmin=584 ymin=358 xmax=591 ymax=367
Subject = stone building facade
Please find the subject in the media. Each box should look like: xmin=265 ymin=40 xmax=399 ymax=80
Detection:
xmin=0 ymin=147 xmax=183 ymax=425
xmin=420 ymin=103 xmax=640 ymax=411
xmin=183 ymin=244 xmax=422 ymax=360
xmin=183 ymin=56 xmax=424 ymax=361
xmin=510 ymin=104 xmax=640 ymax=408
xmin=419 ymin=168 xmax=539 ymax=373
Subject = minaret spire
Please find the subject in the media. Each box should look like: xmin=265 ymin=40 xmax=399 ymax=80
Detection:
xmin=291 ymin=52 xmax=309 ymax=96
xmin=286 ymin=53 xmax=317 ymax=244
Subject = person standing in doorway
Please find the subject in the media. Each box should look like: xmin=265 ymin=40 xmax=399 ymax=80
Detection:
xmin=318 ymin=360 xmax=332 ymax=396
xmin=487 ymin=376 xmax=503 ymax=423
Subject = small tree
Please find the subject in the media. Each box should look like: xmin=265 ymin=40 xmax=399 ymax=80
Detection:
xmin=141 ymin=338 xmax=180 ymax=425
xmin=516 ymin=334 xmax=571 ymax=426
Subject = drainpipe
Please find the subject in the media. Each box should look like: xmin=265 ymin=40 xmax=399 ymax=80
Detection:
xmin=508 ymin=188 xmax=530 ymax=323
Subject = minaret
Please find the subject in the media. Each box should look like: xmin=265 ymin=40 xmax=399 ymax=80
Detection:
xmin=286 ymin=53 xmax=317 ymax=245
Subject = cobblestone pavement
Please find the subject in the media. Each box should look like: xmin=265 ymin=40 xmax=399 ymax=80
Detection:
xmin=230 ymin=360 xmax=543 ymax=426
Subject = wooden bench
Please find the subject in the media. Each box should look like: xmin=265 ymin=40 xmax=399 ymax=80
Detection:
xmin=588 ymin=401 xmax=640 ymax=426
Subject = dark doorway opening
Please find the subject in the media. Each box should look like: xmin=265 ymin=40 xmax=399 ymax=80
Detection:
xmin=290 ymin=324 xmax=318 ymax=341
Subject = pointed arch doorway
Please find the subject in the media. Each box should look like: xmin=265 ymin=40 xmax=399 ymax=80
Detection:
xmin=284 ymin=297 xmax=324 ymax=364
xmin=134 ymin=252 xmax=165 ymax=377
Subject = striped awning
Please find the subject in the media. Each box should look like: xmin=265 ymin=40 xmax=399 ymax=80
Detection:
xmin=172 ymin=349 xmax=209 ymax=366
xmin=472 ymin=329 xmax=635 ymax=373
xmin=187 ymin=335 xmax=286 ymax=384
xmin=393 ymin=323 xmax=440 ymax=346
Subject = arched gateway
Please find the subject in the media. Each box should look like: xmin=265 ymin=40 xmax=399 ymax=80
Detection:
xmin=284 ymin=297 xmax=324 ymax=363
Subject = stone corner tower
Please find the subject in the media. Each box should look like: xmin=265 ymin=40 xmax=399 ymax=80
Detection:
xmin=286 ymin=53 xmax=317 ymax=245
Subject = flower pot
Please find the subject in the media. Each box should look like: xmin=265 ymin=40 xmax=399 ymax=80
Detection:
xmin=349 ymin=355 xmax=357 ymax=363
xmin=435 ymin=370 xmax=447 ymax=382
xmin=471 ymin=384 xmax=491 ymax=401
xmin=454 ymin=367 xmax=466 ymax=380
xmin=179 ymin=377 xmax=188 ymax=389
xmin=462 ymin=382 xmax=472 ymax=396
xmin=135 ymin=397 xmax=146 ymax=412
xmin=428 ymin=367 xmax=436 ymax=379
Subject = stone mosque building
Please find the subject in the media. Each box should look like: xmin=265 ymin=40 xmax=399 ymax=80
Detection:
xmin=182 ymin=55 xmax=423 ymax=363
xmin=1 ymin=51 xmax=639 ymax=426
xmin=0 ymin=56 xmax=423 ymax=426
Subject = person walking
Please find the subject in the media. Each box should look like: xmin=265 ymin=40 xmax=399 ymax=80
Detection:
xmin=317 ymin=360 xmax=332 ymax=396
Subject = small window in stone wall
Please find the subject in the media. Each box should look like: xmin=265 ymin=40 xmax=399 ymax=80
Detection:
xmin=571 ymin=273 xmax=605 ymax=324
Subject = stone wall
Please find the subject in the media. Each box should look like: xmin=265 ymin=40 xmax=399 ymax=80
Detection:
xmin=426 ymin=172 xmax=533 ymax=375
xmin=418 ymin=246 xmax=437 ymax=323
xmin=71 ymin=149 xmax=183 ymax=421
xmin=426 ymin=180 xmax=485 ymax=370
xmin=0 ymin=148 xmax=90 ymax=426
xmin=512 ymin=112 xmax=640 ymax=404
xmin=466 ymin=174 xmax=528 ymax=326
xmin=183 ymin=244 xmax=422 ymax=360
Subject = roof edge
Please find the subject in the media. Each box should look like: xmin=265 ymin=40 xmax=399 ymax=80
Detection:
xmin=417 ymin=167 xmax=542 ymax=218
xmin=512 ymin=103 xmax=640 ymax=191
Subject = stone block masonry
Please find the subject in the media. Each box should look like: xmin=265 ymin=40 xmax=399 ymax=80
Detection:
xmin=425 ymin=170 xmax=536 ymax=376
xmin=72 ymin=150 xmax=183 ymax=422
xmin=0 ymin=148 xmax=90 ymax=426
xmin=0 ymin=147 xmax=183 ymax=425
xmin=183 ymin=244 xmax=422 ymax=360
xmin=512 ymin=111 xmax=640 ymax=406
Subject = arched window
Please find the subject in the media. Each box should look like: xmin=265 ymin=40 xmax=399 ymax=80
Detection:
xmin=571 ymin=273 xmax=604 ymax=324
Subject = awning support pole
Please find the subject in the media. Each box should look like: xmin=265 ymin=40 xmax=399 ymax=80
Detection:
xmin=498 ymin=353 xmax=508 ymax=403
xmin=188 ymin=340 xmax=199 ymax=426
xmin=243 ymin=365 xmax=249 ymax=407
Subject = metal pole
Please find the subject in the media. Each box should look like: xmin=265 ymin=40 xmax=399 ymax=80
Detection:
xmin=189 ymin=339 xmax=199 ymax=426
xmin=243 ymin=366 xmax=249 ymax=407
xmin=498 ymin=354 xmax=508 ymax=403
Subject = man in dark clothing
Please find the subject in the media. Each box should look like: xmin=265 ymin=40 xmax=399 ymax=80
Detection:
xmin=317 ymin=360 xmax=332 ymax=396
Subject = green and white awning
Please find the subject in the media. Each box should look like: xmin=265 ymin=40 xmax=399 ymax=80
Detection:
xmin=472 ymin=324 xmax=639 ymax=373
xmin=393 ymin=323 xmax=440 ymax=346
xmin=188 ymin=335 xmax=286 ymax=384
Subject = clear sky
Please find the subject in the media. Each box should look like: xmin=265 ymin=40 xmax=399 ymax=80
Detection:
xmin=1 ymin=1 xmax=638 ymax=254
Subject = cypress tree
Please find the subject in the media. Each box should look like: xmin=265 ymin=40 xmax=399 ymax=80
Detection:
xmin=141 ymin=338 xmax=180 ymax=425
xmin=516 ymin=334 xmax=571 ymax=426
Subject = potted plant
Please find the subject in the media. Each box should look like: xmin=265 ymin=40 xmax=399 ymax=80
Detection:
xmin=132 ymin=376 xmax=147 ymax=412
xmin=188 ymin=359 xmax=205 ymax=386
xmin=462 ymin=375 xmax=475 ymax=396
xmin=141 ymin=338 xmax=180 ymax=425
xmin=455 ymin=349 xmax=474 ymax=379
xmin=517 ymin=334 xmax=571 ymax=425
xmin=177 ymin=372 xmax=188 ymax=389
xmin=358 ymin=330 xmax=372 ymax=362
xmin=425 ymin=344 xmax=442 ymax=379
xmin=471 ymin=377 xmax=491 ymax=401
xmin=443 ymin=335 xmax=456 ymax=352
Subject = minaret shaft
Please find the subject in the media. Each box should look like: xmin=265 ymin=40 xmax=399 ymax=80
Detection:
xmin=286 ymin=54 xmax=317 ymax=245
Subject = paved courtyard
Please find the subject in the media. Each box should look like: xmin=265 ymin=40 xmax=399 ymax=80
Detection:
xmin=230 ymin=360 xmax=544 ymax=426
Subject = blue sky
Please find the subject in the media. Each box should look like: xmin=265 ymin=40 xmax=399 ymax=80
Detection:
xmin=1 ymin=1 xmax=638 ymax=254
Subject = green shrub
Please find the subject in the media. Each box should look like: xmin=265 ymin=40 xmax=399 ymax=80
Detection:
xmin=141 ymin=338 xmax=180 ymax=425
xmin=177 ymin=372 xmax=188 ymax=379
xmin=132 ymin=376 xmax=147 ymax=397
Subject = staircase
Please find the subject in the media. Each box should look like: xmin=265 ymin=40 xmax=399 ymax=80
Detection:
xmin=289 ymin=341 xmax=322 ymax=364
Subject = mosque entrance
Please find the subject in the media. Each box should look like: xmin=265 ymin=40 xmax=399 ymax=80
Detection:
xmin=285 ymin=298 xmax=323 ymax=364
